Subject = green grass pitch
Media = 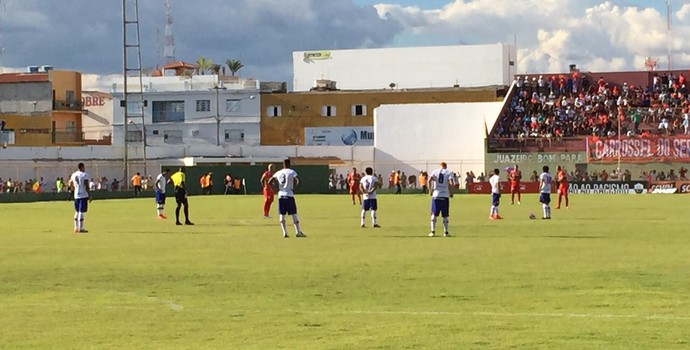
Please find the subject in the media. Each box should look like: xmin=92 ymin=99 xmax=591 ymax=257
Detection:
xmin=1 ymin=193 xmax=690 ymax=349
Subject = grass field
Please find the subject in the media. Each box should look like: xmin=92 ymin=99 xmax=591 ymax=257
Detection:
xmin=1 ymin=193 xmax=690 ymax=349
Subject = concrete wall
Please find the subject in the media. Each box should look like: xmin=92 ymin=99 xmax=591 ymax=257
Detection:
xmin=293 ymin=44 xmax=516 ymax=92
xmin=0 ymin=82 xmax=52 ymax=114
xmin=374 ymin=102 xmax=503 ymax=183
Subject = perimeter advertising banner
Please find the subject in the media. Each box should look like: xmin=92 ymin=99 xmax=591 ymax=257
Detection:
xmin=304 ymin=127 xmax=374 ymax=146
xmin=587 ymin=136 xmax=690 ymax=163
xmin=568 ymin=181 xmax=647 ymax=194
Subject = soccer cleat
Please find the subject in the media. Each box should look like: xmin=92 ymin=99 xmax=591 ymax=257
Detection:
xmin=489 ymin=215 xmax=496 ymax=220
xmin=555 ymin=206 xmax=560 ymax=209
xmin=373 ymin=224 xmax=381 ymax=228
xmin=494 ymin=215 xmax=503 ymax=220
xmin=428 ymin=231 xmax=435 ymax=237
xmin=296 ymin=232 xmax=307 ymax=238
xmin=263 ymin=215 xmax=271 ymax=219
xmin=517 ymin=201 xmax=521 ymax=205
xmin=176 ymin=221 xmax=183 ymax=226
xmin=361 ymin=224 xmax=366 ymax=228
xmin=78 ymin=229 xmax=89 ymax=233
xmin=443 ymin=232 xmax=451 ymax=237
xmin=510 ymin=202 xmax=514 ymax=205
xmin=185 ymin=221 xmax=195 ymax=225
xmin=74 ymin=229 xmax=79 ymax=233
xmin=283 ymin=233 xmax=289 ymax=238
xmin=157 ymin=214 xmax=167 ymax=219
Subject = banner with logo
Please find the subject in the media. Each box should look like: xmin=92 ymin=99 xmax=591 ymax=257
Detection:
xmin=675 ymin=181 xmax=690 ymax=194
xmin=304 ymin=127 xmax=374 ymax=146
xmin=467 ymin=181 xmax=542 ymax=194
xmin=568 ymin=181 xmax=647 ymax=194
xmin=587 ymin=136 xmax=690 ymax=163
xmin=648 ymin=181 xmax=678 ymax=194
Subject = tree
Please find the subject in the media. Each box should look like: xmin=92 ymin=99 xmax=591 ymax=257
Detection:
xmin=196 ymin=56 xmax=213 ymax=75
xmin=225 ymin=59 xmax=244 ymax=76
xmin=210 ymin=64 xmax=221 ymax=76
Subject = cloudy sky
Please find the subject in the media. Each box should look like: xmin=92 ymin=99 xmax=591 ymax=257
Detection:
xmin=0 ymin=0 xmax=686 ymax=90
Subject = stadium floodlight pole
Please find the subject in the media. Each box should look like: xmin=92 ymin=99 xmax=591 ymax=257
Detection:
xmin=121 ymin=0 xmax=129 ymax=191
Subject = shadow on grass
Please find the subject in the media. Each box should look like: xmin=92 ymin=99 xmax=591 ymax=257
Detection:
xmin=541 ymin=235 xmax=605 ymax=239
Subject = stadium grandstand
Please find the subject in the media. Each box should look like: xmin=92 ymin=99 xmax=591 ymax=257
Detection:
xmin=488 ymin=68 xmax=690 ymax=153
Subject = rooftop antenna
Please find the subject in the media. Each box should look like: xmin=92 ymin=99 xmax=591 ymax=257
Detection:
xmin=164 ymin=0 xmax=175 ymax=64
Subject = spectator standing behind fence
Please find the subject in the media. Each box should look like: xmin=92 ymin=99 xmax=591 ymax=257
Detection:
xmin=394 ymin=170 xmax=402 ymax=194
xmin=131 ymin=172 xmax=142 ymax=197
xmin=419 ymin=171 xmax=428 ymax=194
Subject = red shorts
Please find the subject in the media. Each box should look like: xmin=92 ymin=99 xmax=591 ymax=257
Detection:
xmin=510 ymin=183 xmax=520 ymax=192
xmin=263 ymin=187 xmax=274 ymax=199
xmin=558 ymin=185 xmax=568 ymax=195
xmin=349 ymin=186 xmax=360 ymax=194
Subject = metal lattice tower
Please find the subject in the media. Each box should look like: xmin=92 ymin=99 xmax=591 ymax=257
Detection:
xmin=164 ymin=0 xmax=175 ymax=64
xmin=122 ymin=0 xmax=147 ymax=188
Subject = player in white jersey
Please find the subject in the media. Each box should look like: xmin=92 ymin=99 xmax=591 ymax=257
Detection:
xmin=270 ymin=159 xmax=306 ymax=238
xmin=359 ymin=167 xmax=381 ymax=228
xmin=68 ymin=163 xmax=91 ymax=233
xmin=154 ymin=168 xmax=170 ymax=219
xmin=489 ymin=168 xmax=503 ymax=220
xmin=539 ymin=165 xmax=553 ymax=219
xmin=428 ymin=162 xmax=455 ymax=237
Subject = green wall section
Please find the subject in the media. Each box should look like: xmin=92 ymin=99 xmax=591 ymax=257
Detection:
xmin=0 ymin=165 xmax=330 ymax=203
xmin=162 ymin=164 xmax=330 ymax=195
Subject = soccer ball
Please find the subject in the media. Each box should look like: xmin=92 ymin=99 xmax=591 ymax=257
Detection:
xmin=529 ymin=213 xmax=536 ymax=220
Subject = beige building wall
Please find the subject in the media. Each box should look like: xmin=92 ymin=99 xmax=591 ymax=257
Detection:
xmin=260 ymin=87 xmax=502 ymax=145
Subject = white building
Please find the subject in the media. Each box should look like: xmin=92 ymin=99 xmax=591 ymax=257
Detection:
xmin=111 ymin=74 xmax=260 ymax=148
xmin=82 ymin=91 xmax=114 ymax=142
xmin=374 ymin=101 xmax=504 ymax=178
xmin=293 ymin=43 xmax=516 ymax=92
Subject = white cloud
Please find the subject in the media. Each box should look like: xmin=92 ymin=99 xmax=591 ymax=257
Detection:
xmin=2 ymin=1 xmax=689 ymax=90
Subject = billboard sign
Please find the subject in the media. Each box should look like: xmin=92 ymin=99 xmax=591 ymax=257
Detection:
xmin=587 ymin=136 xmax=690 ymax=163
xmin=304 ymin=127 xmax=374 ymax=146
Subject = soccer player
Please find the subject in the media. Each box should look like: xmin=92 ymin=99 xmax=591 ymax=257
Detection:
xmin=170 ymin=167 xmax=194 ymax=226
xmin=509 ymin=164 xmax=522 ymax=205
xmin=260 ymin=164 xmax=275 ymax=218
xmin=359 ymin=167 xmax=380 ymax=228
xmin=68 ymin=163 xmax=90 ymax=233
xmin=154 ymin=168 xmax=170 ymax=219
xmin=271 ymin=159 xmax=306 ymax=238
xmin=489 ymin=168 xmax=503 ymax=220
xmin=347 ymin=167 xmax=362 ymax=205
xmin=539 ymin=165 xmax=553 ymax=219
xmin=428 ymin=162 xmax=455 ymax=237
xmin=556 ymin=166 xmax=569 ymax=209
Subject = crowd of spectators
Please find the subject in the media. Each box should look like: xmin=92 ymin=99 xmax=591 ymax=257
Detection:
xmin=493 ymin=72 xmax=690 ymax=144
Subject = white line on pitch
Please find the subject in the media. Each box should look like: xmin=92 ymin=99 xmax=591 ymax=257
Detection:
xmin=294 ymin=310 xmax=690 ymax=321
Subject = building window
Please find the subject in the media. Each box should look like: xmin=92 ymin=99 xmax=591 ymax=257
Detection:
xmin=225 ymin=129 xmax=245 ymax=142
xmin=352 ymin=104 xmax=367 ymax=116
xmin=321 ymin=105 xmax=336 ymax=117
xmin=66 ymin=90 xmax=75 ymax=103
xmin=163 ymin=130 xmax=183 ymax=144
xmin=65 ymin=121 xmax=76 ymax=133
xmin=226 ymin=99 xmax=241 ymax=113
xmin=126 ymin=130 xmax=143 ymax=142
xmin=267 ymin=105 xmax=282 ymax=117
xmin=152 ymin=101 xmax=185 ymax=123
xmin=195 ymin=99 xmax=211 ymax=112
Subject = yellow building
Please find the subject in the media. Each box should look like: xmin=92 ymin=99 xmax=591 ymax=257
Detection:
xmin=260 ymin=86 xmax=505 ymax=145
xmin=0 ymin=69 xmax=86 ymax=147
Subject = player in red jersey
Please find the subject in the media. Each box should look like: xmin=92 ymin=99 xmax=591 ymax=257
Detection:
xmin=347 ymin=167 xmax=362 ymax=205
xmin=260 ymin=164 xmax=275 ymax=218
xmin=556 ymin=165 xmax=569 ymax=209
xmin=509 ymin=164 xmax=522 ymax=205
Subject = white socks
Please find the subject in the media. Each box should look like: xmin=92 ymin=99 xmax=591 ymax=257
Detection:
xmin=361 ymin=210 xmax=378 ymax=226
xmin=292 ymin=214 xmax=301 ymax=233
xmin=74 ymin=212 xmax=84 ymax=231
xmin=442 ymin=217 xmax=449 ymax=233
xmin=430 ymin=215 xmax=437 ymax=232
xmin=542 ymin=204 xmax=551 ymax=218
